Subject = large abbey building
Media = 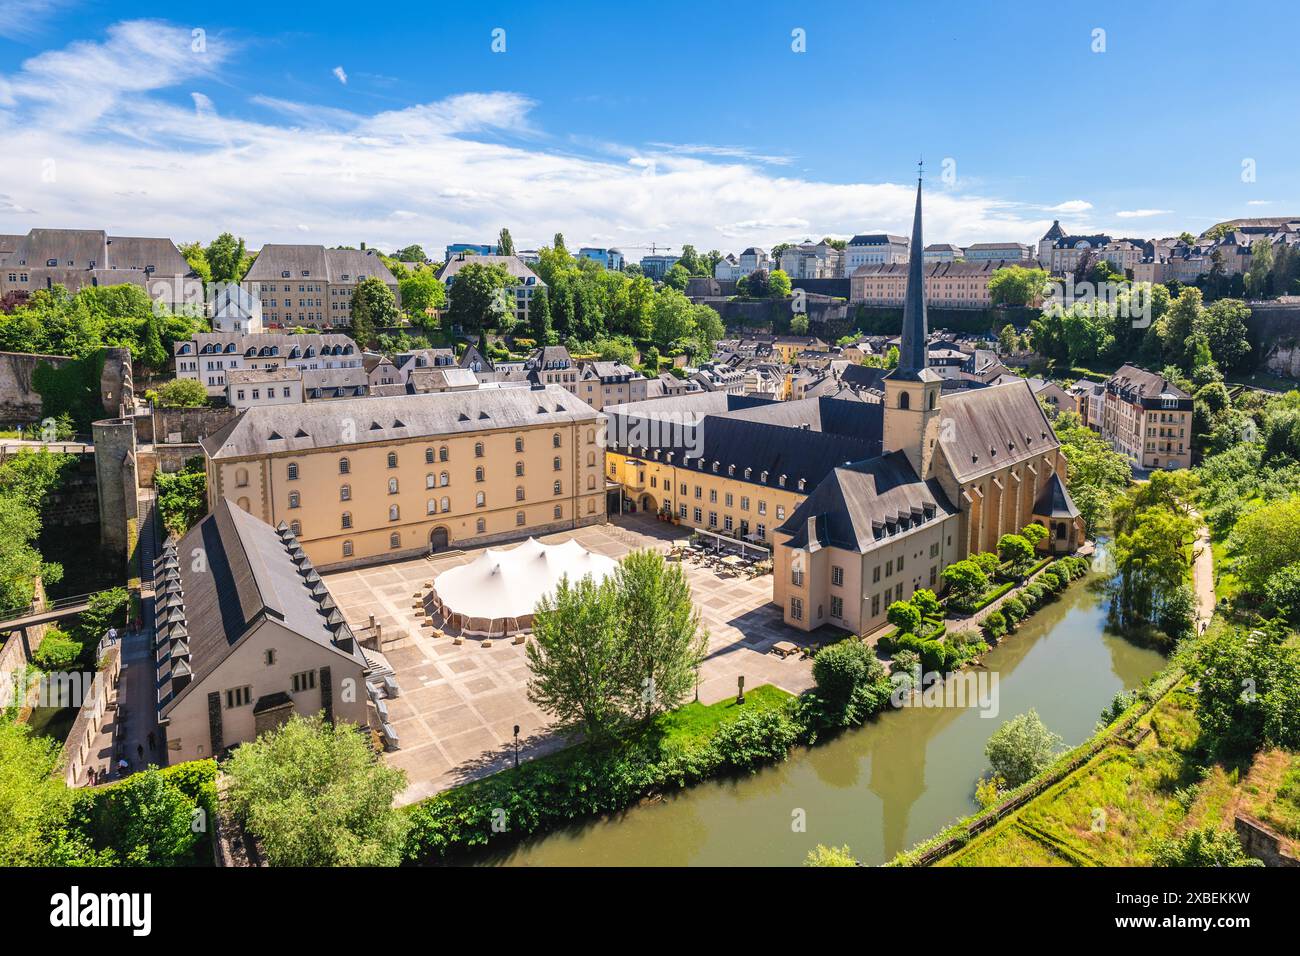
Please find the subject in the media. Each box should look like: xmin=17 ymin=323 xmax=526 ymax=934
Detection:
xmin=772 ymin=177 xmax=1084 ymax=635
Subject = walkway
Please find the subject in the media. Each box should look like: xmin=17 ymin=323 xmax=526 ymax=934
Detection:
xmin=1192 ymin=519 xmax=1216 ymax=632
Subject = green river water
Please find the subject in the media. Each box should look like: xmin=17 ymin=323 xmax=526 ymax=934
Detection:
xmin=487 ymin=559 xmax=1166 ymax=867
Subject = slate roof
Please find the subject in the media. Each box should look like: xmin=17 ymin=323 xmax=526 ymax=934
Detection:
xmin=777 ymin=451 xmax=957 ymax=553
xmin=1034 ymin=472 xmax=1080 ymax=519
xmin=935 ymin=379 xmax=1059 ymax=483
xmin=203 ymin=385 xmax=599 ymax=459
xmin=1106 ymin=364 xmax=1191 ymax=402
xmin=437 ymin=254 xmax=544 ymax=285
xmin=242 ymin=245 xmax=397 ymax=285
xmin=156 ymin=499 xmax=365 ymax=717
xmin=0 ymin=228 xmax=193 ymax=277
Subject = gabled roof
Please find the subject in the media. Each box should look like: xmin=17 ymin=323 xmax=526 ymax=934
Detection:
xmin=936 ymin=379 xmax=1059 ymax=483
xmin=1033 ymin=472 xmax=1080 ymax=520
xmin=777 ymin=451 xmax=957 ymax=553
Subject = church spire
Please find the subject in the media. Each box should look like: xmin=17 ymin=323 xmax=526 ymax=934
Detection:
xmin=897 ymin=170 xmax=928 ymax=375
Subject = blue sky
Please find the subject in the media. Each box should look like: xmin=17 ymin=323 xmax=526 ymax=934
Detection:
xmin=1 ymin=1 xmax=1298 ymax=253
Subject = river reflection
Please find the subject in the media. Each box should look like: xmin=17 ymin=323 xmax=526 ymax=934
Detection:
xmin=485 ymin=563 xmax=1166 ymax=867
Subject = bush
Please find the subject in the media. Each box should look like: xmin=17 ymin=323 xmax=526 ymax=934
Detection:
xmin=985 ymin=710 xmax=1061 ymax=787
xmin=712 ymin=708 xmax=799 ymax=770
xmin=910 ymin=588 xmax=941 ymax=619
xmin=32 ymin=628 xmax=84 ymax=671
xmin=1264 ymin=563 xmax=1300 ymax=622
xmin=811 ymin=639 xmax=891 ymax=726
xmin=981 ymin=611 xmax=1008 ymax=641
xmin=1001 ymin=597 xmax=1027 ymax=623
xmin=1150 ymin=826 xmax=1262 ymax=867
xmin=886 ymin=600 xmax=922 ymax=635
xmin=155 ymin=378 xmax=208 ymax=408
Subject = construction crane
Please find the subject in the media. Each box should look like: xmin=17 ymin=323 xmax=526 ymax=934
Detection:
xmin=616 ymin=243 xmax=675 ymax=255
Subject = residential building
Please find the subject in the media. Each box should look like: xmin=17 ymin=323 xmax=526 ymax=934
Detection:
xmin=773 ymin=178 xmax=1081 ymax=635
xmin=153 ymin=499 xmax=372 ymax=764
xmin=923 ymin=243 xmax=963 ymax=263
xmin=241 ymin=245 xmax=400 ymax=329
xmin=577 ymin=361 xmax=650 ymax=410
xmin=1100 ymin=364 xmax=1193 ymax=470
xmin=845 ymin=234 xmax=909 ymax=272
xmin=690 ymin=362 xmax=746 ymax=394
xmin=437 ymin=254 xmax=545 ymax=327
xmin=174 ymin=331 xmax=362 ymax=396
xmin=201 ymin=387 xmax=607 ymax=570
xmin=779 ymin=242 xmax=844 ymax=279
xmin=640 ymin=254 xmax=680 ymax=280
xmin=851 ymin=259 xmax=1038 ymax=309
xmin=964 ymin=242 xmax=1033 ymax=261
xmin=226 ymin=367 xmax=303 ymax=410
xmin=577 ymin=247 xmax=625 ymax=271
xmin=714 ymin=247 xmax=771 ymax=280
xmin=211 ymin=284 xmax=264 ymax=334
xmin=1037 ymin=225 xmax=1143 ymax=276
xmin=1068 ymin=380 xmax=1106 ymax=431
xmin=0 ymin=228 xmax=202 ymax=313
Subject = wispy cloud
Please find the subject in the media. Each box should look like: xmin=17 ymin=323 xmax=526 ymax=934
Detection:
xmin=0 ymin=0 xmax=74 ymax=41
xmin=0 ymin=20 xmax=1063 ymax=251
xmin=1047 ymin=199 xmax=1093 ymax=214
xmin=1115 ymin=208 xmax=1172 ymax=219
xmin=332 ymin=65 xmax=348 ymax=85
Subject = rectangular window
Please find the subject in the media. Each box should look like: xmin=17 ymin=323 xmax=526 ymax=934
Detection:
xmin=831 ymin=565 xmax=844 ymax=587
xmin=790 ymin=597 xmax=803 ymax=622
xmin=292 ymin=670 xmax=316 ymax=693
xmin=830 ymin=596 xmax=843 ymax=619
xmin=791 ymin=567 xmax=804 ymax=587
xmin=224 ymin=686 xmax=251 ymax=709
xmin=871 ymin=594 xmax=880 ymax=616
xmin=872 ymin=566 xmax=881 ymax=583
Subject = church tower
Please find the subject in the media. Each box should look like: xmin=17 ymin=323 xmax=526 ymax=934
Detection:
xmin=883 ymin=172 xmax=944 ymax=478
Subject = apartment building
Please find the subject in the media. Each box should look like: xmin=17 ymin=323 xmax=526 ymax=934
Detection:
xmin=225 ymin=367 xmax=303 ymax=410
xmin=1100 ymin=364 xmax=1193 ymax=470
xmin=923 ymin=244 xmax=963 ymax=263
xmin=714 ymin=247 xmax=771 ymax=281
xmin=577 ymin=247 xmax=625 ymax=271
xmin=639 ymin=254 xmax=680 ymax=280
xmin=174 ymin=331 xmax=362 ymax=396
xmin=850 ymin=259 xmax=1036 ymax=309
xmin=845 ymin=234 xmax=909 ymax=272
xmin=242 ymin=246 xmax=399 ymax=329
xmin=154 ymin=500 xmax=372 ymax=764
xmin=577 ymin=361 xmax=650 ymax=409
xmin=964 ymin=242 xmax=1033 ymax=261
xmin=437 ymin=253 xmax=545 ymax=326
xmin=0 ymin=228 xmax=201 ymax=312
xmin=1037 ymin=228 xmax=1144 ymax=276
xmin=779 ymin=241 xmax=844 ymax=279
xmin=201 ymin=387 xmax=607 ymax=570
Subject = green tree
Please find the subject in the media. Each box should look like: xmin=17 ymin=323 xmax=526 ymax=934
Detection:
xmin=789 ymin=314 xmax=809 ymax=336
xmin=985 ymin=709 xmax=1061 ymax=787
xmin=445 ymin=262 xmax=511 ymax=336
xmin=663 ymin=263 xmax=690 ymax=291
xmin=497 ymin=228 xmax=515 ymax=258
xmin=155 ymin=377 xmax=208 ymax=408
xmin=92 ymin=768 xmax=200 ymax=866
xmin=942 ymin=559 xmax=988 ymax=607
xmin=529 ymin=285 xmax=554 ymax=344
xmin=1230 ymin=494 xmax=1300 ymax=594
xmin=526 ymin=573 xmax=629 ymax=739
xmin=1197 ymin=298 xmax=1251 ymax=371
xmin=989 ymin=265 xmax=1049 ymax=307
xmin=392 ymin=244 xmax=426 ymax=262
xmin=350 ymin=276 xmax=399 ymax=347
xmin=811 ymin=638 xmax=890 ymax=726
xmin=224 ymin=713 xmax=410 ymax=866
xmin=0 ymin=721 xmax=77 ymax=865
xmin=886 ymin=600 xmax=921 ymax=634
xmin=910 ymin=588 xmax=941 ymax=620
xmin=204 ymin=233 xmax=249 ymax=283
xmin=615 ymin=550 xmax=708 ymax=719
xmin=155 ymin=457 xmax=208 ymax=536
xmin=397 ymin=271 xmax=445 ymax=323
xmin=997 ymin=533 xmax=1035 ymax=571
xmin=768 ymin=269 xmax=792 ymax=298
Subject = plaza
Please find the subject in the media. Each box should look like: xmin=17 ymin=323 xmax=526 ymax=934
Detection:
xmin=321 ymin=515 xmax=816 ymax=805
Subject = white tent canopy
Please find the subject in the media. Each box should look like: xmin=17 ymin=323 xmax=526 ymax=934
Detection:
xmin=430 ymin=538 xmax=618 ymax=634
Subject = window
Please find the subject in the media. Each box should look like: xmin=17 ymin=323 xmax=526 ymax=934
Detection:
xmin=553 ymin=433 xmax=561 ymax=448
xmin=885 ymin=559 xmax=893 ymax=577
xmin=287 ymin=463 xmax=299 ymax=480
xmin=425 ymin=448 xmax=434 ymax=464
xmin=389 ymin=532 xmax=401 ymax=549
xmin=693 ymin=507 xmax=702 ymax=523
xmin=831 ymin=596 xmax=843 ymax=619
xmin=791 ymin=566 xmax=804 ymax=586
xmin=235 ymin=467 xmax=249 ymax=487
xmin=426 ymin=474 xmax=436 ymax=489
xmin=440 ymin=472 xmax=449 ymax=487
xmin=790 ymin=598 xmax=803 ymax=622
xmin=552 ymin=456 xmax=563 ymax=472
xmin=553 ymin=480 xmax=563 ymax=496
xmin=516 ymin=511 xmax=526 ymax=526
xmin=290 ymin=520 xmax=301 ymax=535
xmin=439 ymin=446 xmax=448 ymax=462
xmin=340 ymin=484 xmax=351 ymax=501
xmin=476 ymin=518 xmax=486 ymax=533
xmin=831 ymin=565 xmax=844 ymax=587
xmin=475 ymin=491 xmax=486 ymax=508
xmin=388 ymin=477 xmax=399 ymax=494
xmin=872 ymin=565 xmax=881 ymax=583
xmin=224 ymin=686 xmax=251 ymax=709
xmin=338 ymin=458 xmax=350 ymax=474
xmin=515 ymin=461 xmax=524 ymax=477
xmin=341 ymin=512 xmax=352 ymax=529
xmin=387 ymin=452 xmax=398 ymax=468
xmin=288 ymin=491 xmax=300 ymax=509
xmin=871 ymin=594 xmax=880 ymax=616
xmin=515 ymin=437 xmax=524 ymax=453
xmin=724 ymin=515 xmax=734 ymax=531
xmin=389 ymin=504 xmax=400 ymax=521
xmin=264 ymin=649 xmax=276 ymax=666
xmin=440 ymin=496 xmax=449 ymax=512
xmin=475 ymin=442 xmax=484 ymax=458
xmin=516 ymin=486 xmax=525 ymax=501
xmin=292 ymin=670 xmax=316 ymax=693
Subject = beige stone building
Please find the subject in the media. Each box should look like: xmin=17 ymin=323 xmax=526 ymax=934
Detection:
xmin=1100 ymin=364 xmax=1193 ymax=470
xmin=850 ymin=259 xmax=1039 ymax=309
xmin=154 ymin=499 xmax=373 ymax=764
xmin=774 ymin=180 xmax=1082 ymax=635
xmin=241 ymin=245 xmax=399 ymax=329
xmin=201 ymin=387 xmax=607 ymax=570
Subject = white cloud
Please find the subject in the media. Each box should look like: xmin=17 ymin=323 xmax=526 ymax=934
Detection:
xmin=0 ymin=0 xmax=73 ymax=41
xmin=332 ymin=65 xmax=348 ymax=85
xmin=1047 ymin=200 xmax=1093 ymax=214
xmin=1115 ymin=208 xmax=1171 ymax=219
xmin=1247 ymin=200 xmax=1273 ymax=206
xmin=0 ymin=21 xmax=1063 ymax=253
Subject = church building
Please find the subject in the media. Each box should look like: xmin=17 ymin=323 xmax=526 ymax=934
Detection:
xmin=772 ymin=176 xmax=1084 ymax=635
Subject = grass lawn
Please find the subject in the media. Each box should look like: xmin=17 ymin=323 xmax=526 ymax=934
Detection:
xmin=654 ymin=684 xmax=792 ymax=748
xmin=1210 ymin=538 xmax=1242 ymax=603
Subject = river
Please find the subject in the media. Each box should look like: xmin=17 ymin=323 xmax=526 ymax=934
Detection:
xmin=486 ymin=557 xmax=1166 ymax=866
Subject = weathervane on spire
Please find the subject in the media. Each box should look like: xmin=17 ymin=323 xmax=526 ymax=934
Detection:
xmin=917 ymin=155 xmax=924 ymax=183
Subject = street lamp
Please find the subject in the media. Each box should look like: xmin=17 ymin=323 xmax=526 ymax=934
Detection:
xmin=513 ymin=724 xmax=520 ymax=769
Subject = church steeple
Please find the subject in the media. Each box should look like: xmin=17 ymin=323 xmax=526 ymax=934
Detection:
xmin=897 ymin=171 xmax=928 ymax=375
xmin=883 ymin=164 xmax=943 ymax=478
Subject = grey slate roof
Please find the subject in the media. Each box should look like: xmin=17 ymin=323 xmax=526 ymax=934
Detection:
xmin=777 ymin=451 xmax=957 ymax=552
xmin=242 ymin=245 xmax=396 ymax=285
xmin=203 ymin=385 xmax=599 ymax=459
xmin=156 ymin=499 xmax=365 ymax=717
xmin=1034 ymin=472 xmax=1080 ymax=519
xmin=935 ymin=379 xmax=1059 ymax=483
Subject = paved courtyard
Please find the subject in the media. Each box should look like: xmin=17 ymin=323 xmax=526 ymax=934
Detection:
xmin=322 ymin=515 xmax=817 ymax=805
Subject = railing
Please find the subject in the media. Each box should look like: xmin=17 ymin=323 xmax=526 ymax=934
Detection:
xmin=0 ymin=589 xmax=107 ymax=626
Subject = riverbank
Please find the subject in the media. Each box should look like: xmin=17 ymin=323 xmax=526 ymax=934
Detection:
xmin=421 ymin=553 xmax=1162 ymax=866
